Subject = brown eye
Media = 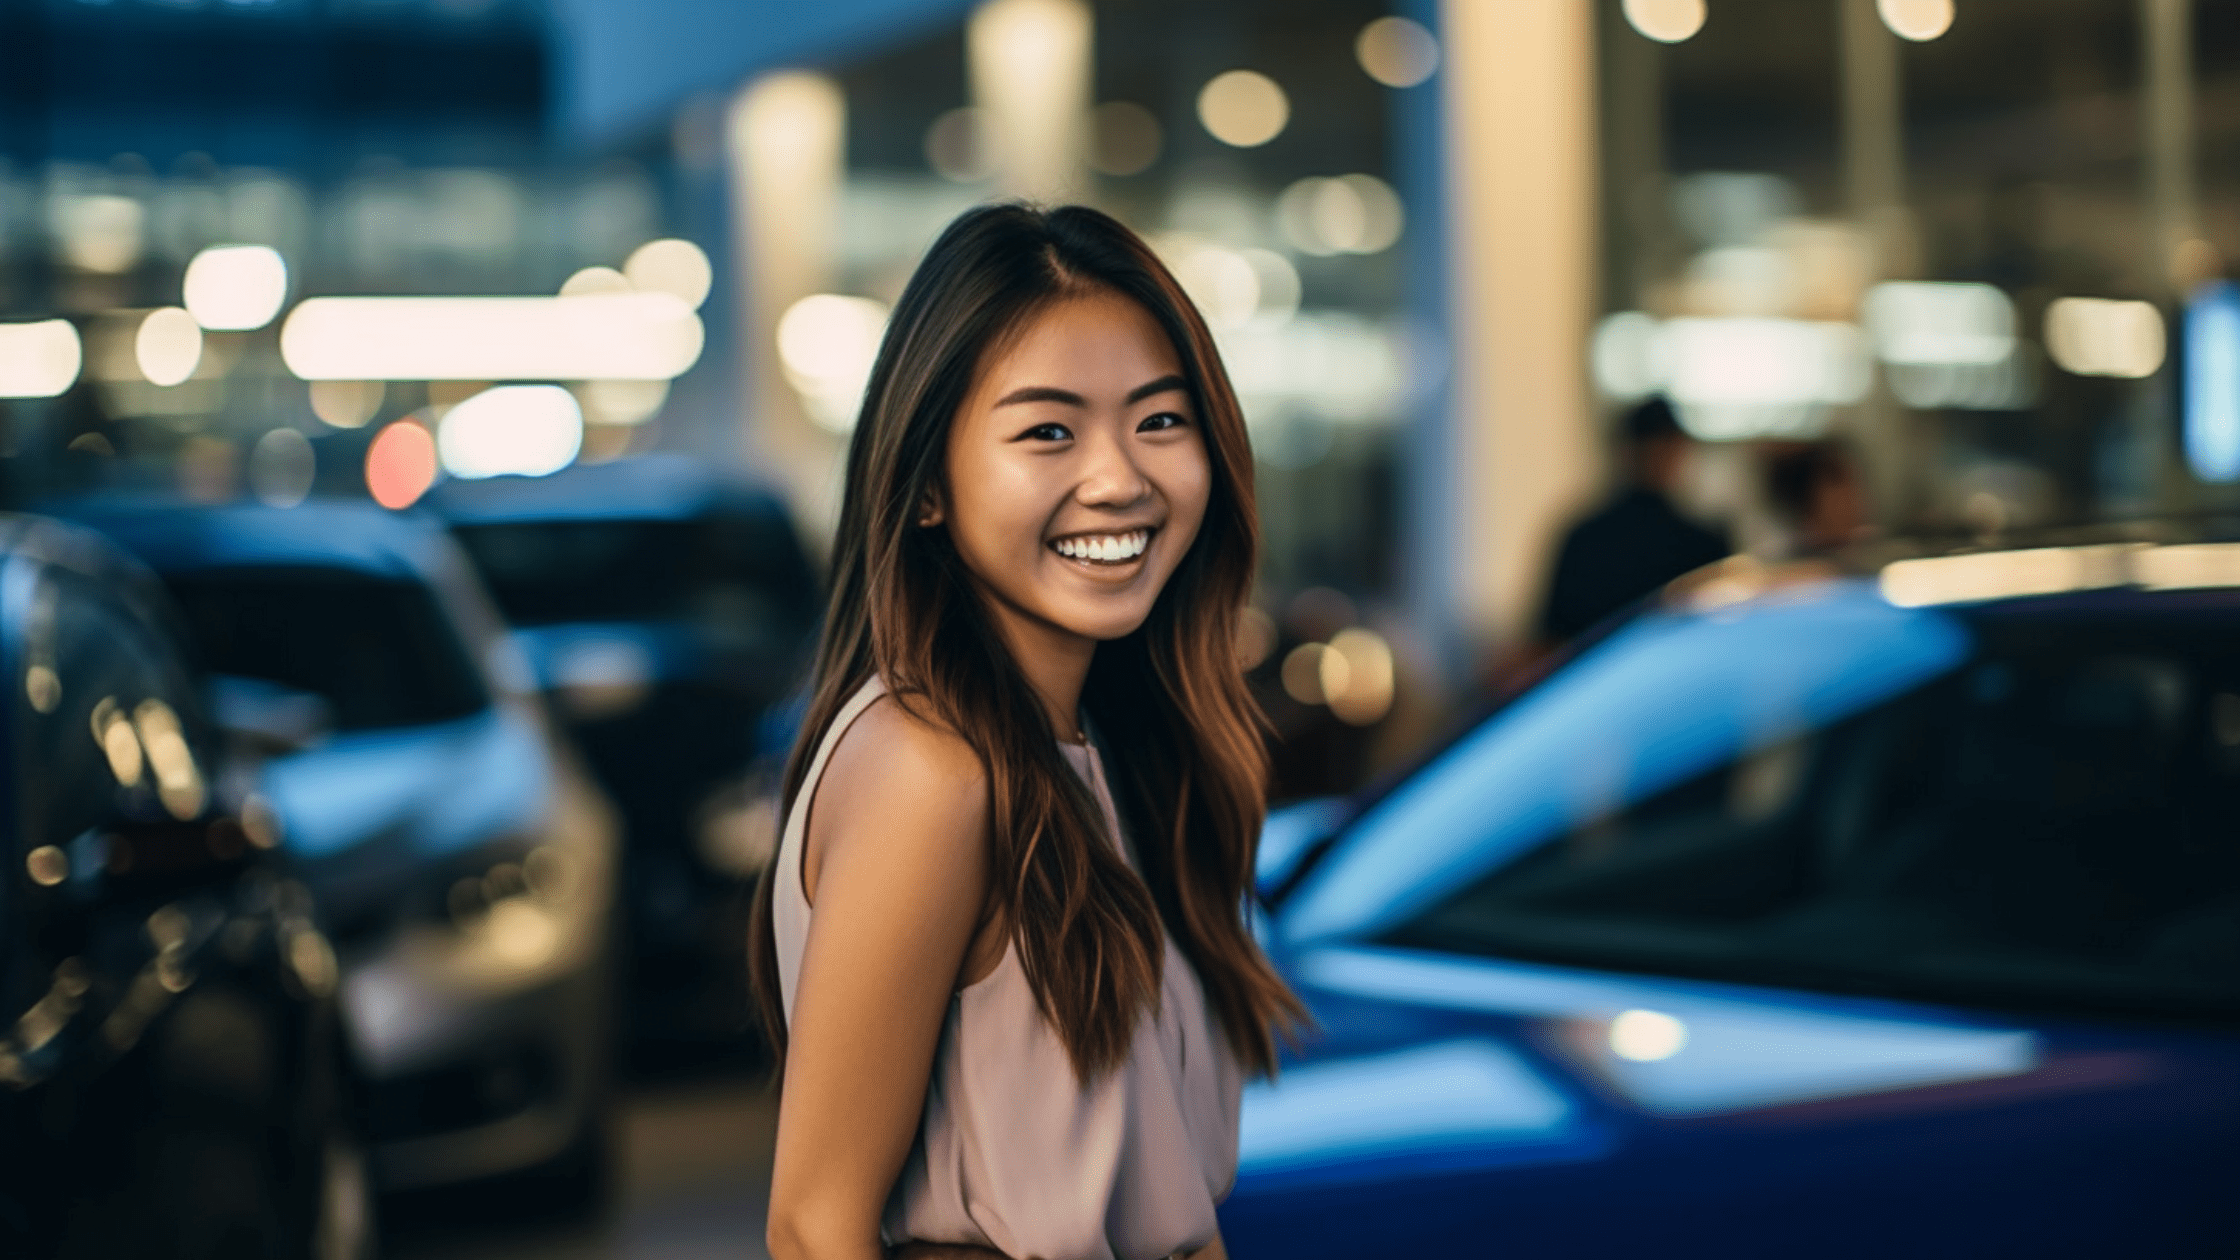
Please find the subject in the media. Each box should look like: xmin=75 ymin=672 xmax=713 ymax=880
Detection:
xmin=1020 ymin=423 xmax=1073 ymax=442
xmin=1138 ymin=412 xmax=1188 ymax=432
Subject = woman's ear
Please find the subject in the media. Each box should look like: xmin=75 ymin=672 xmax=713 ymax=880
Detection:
xmin=916 ymin=485 xmax=945 ymax=527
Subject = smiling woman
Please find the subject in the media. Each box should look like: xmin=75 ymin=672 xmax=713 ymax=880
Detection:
xmin=934 ymin=291 xmax=1209 ymax=656
xmin=750 ymin=204 xmax=1302 ymax=1260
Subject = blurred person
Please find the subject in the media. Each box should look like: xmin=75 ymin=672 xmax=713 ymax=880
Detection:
xmin=749 ymin=205 xmax=1304 ymax=1260
xmin=1538 ymin=396 xmax=1729 ymax=642
xmin=1764 ymin=440 xmax=1871 ymax=558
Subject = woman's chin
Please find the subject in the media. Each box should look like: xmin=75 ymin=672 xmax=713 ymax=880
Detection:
xmin=1043 ymin=598 xmax=1157 ymax=644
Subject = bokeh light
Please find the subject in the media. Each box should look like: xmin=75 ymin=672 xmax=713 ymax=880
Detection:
xmin=1326 ymin=627 xmax=1396 ymax=726
xmin=1276 ymin=174 xmax=1405 ymax=256
xmin=1622 ymin=0 xmax=1707 ymax=43
xmin=54 ymin=194 xmax=144 ymax=274
xmin=577 ymin=379 xmax=669 ymax=426
xmin=365 ymin=420 xmax=438 ymax=508
xmin=2045 ymin=297 xmax=2166 ymax=379
xmin=1356 ymin=16 xmax=1440 ymax=88
xmin=134 ymin=307 xmax=203 ymax=386
xmin=1197 ymin=70 xmax=1289 ymax=148
xmin=1609 ymin=1009 xmax=1689 ymax=1061
xmin=559 ymin=265 xmax=631 ymax=297
xmin=1878 ymin=0 xmax=1955 ymax=41
xmin=26 ymin=845 xmax=67 ymax=887
xmin=625 ymin=238 xmax=714 ymax=310
xmin=91 ymin=696 xmax=144 ymax=788
xmin=438 ymin=384 xmax=584 ymax=479
xmin=1174 ymin=247 xmax=1261 ymax=329
xmin=777 ymin=293 xmax=890 ymax=433
xmin=1282 ymin=642 xmax=1336 ymax=706
xmin=182 ymin=244 xmax=289 ymax=331
xmin=308 ymin=379 xmax=385 ymax=428
xmin=2184 ymin=282 xmax=2240 ymax=483
xmin=134 ymin=698 xmax=204 ymax=820
xmin=0 ymin=320 xmax=83 ymax=398
xmin=282 ymin=293 xmax=704 ymax=381
xmin=248 ymin=427 xmax=316 ymax=508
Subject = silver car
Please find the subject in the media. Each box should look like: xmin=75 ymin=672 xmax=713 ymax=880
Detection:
xmin=58 ymin=498 xmax=622 ymax=1205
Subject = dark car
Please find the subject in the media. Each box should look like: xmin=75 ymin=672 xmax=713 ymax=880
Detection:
xmin=51 ymin=497 xmax=624 ymax=1207
xmin=1227 ymin=547 xmax=2240 ymax=1259
xmin=0 ymin=514 xmax=367 ymax=1259
xmin=430 ymin=455 xmax=819 ymax=1060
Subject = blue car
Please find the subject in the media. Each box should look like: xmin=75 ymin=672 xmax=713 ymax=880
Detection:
xmin=0 ymin=515 xmax=367 ymax=1258
xmin=1226 ymin=552 xmax=2240 ymax=1258
xmin=52 ymin=498 xmax=624 ymax=1207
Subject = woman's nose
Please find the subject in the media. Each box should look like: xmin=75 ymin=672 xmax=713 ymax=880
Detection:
xmin=1075 ymin=431 xmax=1151 ymax=508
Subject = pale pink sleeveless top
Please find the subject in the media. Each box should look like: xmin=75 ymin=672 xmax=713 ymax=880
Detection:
xmin=773 ymin=677 xmax=1242 ymax=1260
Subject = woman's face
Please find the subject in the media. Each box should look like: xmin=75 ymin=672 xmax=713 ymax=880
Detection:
xmin=938 ymin=289 xmax=1211 ymax=647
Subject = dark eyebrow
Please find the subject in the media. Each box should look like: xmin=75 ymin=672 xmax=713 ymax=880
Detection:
xmin=994 ymin=386 xmax=1086 ymax=408
xmin=992 ymin=375 xmax=1190 ymax=409
xmin=1127 ymin=374 xmax=1189 ymax=405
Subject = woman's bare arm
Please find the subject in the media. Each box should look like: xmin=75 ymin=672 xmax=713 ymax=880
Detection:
xmin=766 ymin=699 xmax=991 ymax=1260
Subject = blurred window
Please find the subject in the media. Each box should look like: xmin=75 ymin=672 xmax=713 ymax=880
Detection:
xmin=165 ymin=567 xmax=487 ymax=732
xmin=1392 ymin=594 xmax=2240 ymax=1023
xmin=18 ymin=567 xmax=212 ymax=849
xmin=449 ymin=511 xmax=818 ymax=642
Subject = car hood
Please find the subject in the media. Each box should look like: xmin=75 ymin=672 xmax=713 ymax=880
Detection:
xmin=1234 ymin=943 xmax=2240 ymax=1196
xmin=258 ymin=705 xmax=552 ymax=924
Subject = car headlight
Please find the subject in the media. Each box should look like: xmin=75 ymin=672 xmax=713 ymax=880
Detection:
xmin=439 ymin=845 xmax=585 ymax=969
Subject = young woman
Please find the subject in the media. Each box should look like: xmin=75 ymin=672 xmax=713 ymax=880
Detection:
xmin=749 ymin=203 xmax=1304 ymax=1260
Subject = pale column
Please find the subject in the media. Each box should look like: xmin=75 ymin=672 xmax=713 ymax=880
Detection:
xmin=1440 ymin=0 xmax=1601 ymax=647
xmin=970 ymin=0 xmax=1093 ymax=201
xmin=1840 ymin=0 xmax=1905 ymax=266
xmin=2141 ymin=0 xmax=2199 ymax=292
xmin=1839 ymin=0 xmax=1911 ymax=526
xmin=728 ymin=71 xmax=847 ymax=544
xmin=1601 ymin=3 xmax=1669 ymax=312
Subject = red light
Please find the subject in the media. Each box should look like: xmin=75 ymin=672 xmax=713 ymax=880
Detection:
xmin=365 ymin=421 xmax=437 ymax=509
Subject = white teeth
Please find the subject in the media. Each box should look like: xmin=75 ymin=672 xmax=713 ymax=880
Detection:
xmin=1053 ymin=529 xmax=1150 ymax=563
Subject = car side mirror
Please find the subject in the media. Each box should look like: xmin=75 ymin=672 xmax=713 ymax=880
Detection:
xmin=209 ymin=674 xmax=332 ymax=756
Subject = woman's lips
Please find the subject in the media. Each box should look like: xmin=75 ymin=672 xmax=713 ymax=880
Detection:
xmin=1049 ymin=527 xmax=1153 ymax=565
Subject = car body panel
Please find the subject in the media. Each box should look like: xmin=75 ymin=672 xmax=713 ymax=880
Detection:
xmin=46 ymin=497 xmax=621 ymax=1194
xmin=1279 ymin=582 xmax=1971 ymax=946
xmin=0 ymin=514 xmax=358 ymax=1256
xmin=1229 ymin=573 xmax=2240 ymax=1258
xmin=1228 ymin=943 xmax=2240 ymax=1258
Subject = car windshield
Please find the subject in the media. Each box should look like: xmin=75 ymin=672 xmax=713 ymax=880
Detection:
xmin=448 ymin=513 xmax=816 ymax=633
xmin=1374 ymin=585 xmax=2240 ymax=1024
xmin=166 ymin=567 xmax=488 ymax=731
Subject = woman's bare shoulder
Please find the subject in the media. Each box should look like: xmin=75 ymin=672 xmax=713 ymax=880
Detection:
xmin=809 ymin=692 xmax=988 ymax=878
xmin=827 ymin=691 xmax=984 ymax=797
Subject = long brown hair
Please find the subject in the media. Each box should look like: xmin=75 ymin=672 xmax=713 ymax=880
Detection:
xmin=748 ymin=203 xmax=1303 ymax=1082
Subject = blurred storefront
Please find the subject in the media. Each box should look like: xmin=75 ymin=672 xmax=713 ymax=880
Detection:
xmin=1586 ymin=0 xmax=2240 ymax=562
xmin=10 ymin=0 xmax=2240 ymax=795
xmin=0 ymin=0 xmax=723 ymax=510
